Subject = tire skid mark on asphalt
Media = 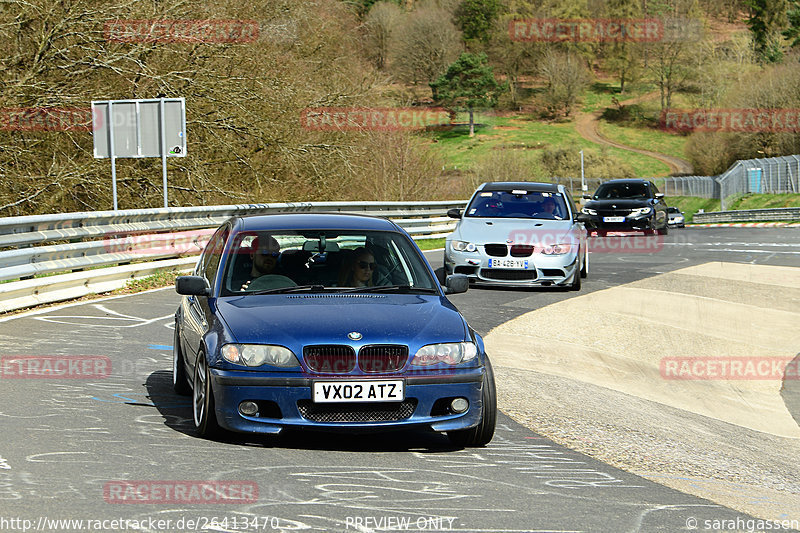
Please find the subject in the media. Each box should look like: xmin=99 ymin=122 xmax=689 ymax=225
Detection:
xmin=32 ymin=303 xmax=174 ymax=328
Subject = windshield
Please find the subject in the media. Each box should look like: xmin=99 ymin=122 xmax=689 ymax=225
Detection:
xmin=220 ymin=230 xmax=438 ymax=296
xmin=593 ymin=182 xmax=650 ymax=199
xmin=668 ymin=207 xmax=680 ymax=213
xmin=465 ymin=190 xmax=569 ymax=220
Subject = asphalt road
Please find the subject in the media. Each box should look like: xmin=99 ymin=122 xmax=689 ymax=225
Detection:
xmin=0 ymin=227 xmax=798 ymax=533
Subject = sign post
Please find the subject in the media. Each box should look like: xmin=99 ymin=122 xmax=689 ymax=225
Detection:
xmin=92 ymin=98 xmax=186 ymax=210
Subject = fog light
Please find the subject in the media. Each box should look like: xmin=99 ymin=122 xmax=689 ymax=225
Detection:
xmin=239 ymin=401 xmax=259 ymax=416
xmin=450 ymin=398 xmax=469 ymax=414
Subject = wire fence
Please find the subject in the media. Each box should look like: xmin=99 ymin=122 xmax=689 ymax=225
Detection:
xmin=717 ymin=155 xmax=800 ymax=209
xmin=657 ymin=176 xmax=718 ymax=199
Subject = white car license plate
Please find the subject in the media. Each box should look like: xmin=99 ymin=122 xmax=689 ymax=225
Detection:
xmin=488 ymin=258 xmax=529 ymax=269
xmin=313 ymin=380 xmax=404 ymax=403
xmin=603 ymin=216 xmax=626 ymax=223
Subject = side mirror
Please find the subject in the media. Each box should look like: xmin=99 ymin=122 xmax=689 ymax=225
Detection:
xmin=443 ymin=274 xmax=469 ymax=295
xmin=176 ymin=275 xmax=210 ymax=296
xmin=575 ymin=213 xmax=591 ymax=224
xmin=446 ymin=208 xmax=462 ymax=219
xmin=654 ymin=192 xmax=665 ymax=199
xmin=582 ymin=194 xmax=592 ymax=200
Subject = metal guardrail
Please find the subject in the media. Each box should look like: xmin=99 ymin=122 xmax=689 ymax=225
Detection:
xmin=692 ymin=207 xmax=800 ymax=224
xmin=0 ymin=201 xmax=465 ymax=313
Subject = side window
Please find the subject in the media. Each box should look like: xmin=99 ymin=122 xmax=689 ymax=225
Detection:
xmin=563 ymin=191 xmax=575 ymax=217
xmin=650 ymin=182 xmax=660 ymax=196
xmin=202 ymin=227 xmax=229 ymax=287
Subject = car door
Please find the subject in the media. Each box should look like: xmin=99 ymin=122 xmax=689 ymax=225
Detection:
xmin=649 ymin=181 xmax=668 ymax=227
xmin=563 ymin=190 xmax=587 ymax=257
xmin=182 ymin=225 xmax=229 ymax=367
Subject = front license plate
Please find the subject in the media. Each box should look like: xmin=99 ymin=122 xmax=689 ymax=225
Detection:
xmin=488 ymin=258 xmax=529 ymax=269
xmin=313 ymin=380 xmax=404 ymax=403
xmin=603 ymin=216 xmax=626 ymax=223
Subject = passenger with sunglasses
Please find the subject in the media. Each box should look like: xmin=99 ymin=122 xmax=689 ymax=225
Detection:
xmin=338 ymin=247 xmax=375 ymax=287
xmin=239 ymin=235 xmax=296 ymax=291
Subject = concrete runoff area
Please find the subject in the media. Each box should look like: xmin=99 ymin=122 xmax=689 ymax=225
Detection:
xmin=485 ymin=261 xmax=800 ymax=523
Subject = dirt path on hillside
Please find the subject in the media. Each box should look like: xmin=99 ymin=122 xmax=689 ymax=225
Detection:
xmin=575 ymin=91 xmax=694 ymax=175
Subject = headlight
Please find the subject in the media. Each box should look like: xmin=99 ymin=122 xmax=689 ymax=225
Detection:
xmin=541 ymin=244 xmax=572 ymax=255
xmin=581 ymin=207 xmax=597 ymax=216
xmin=675 ymin=216 xmax=684 ymax=222
xmin=411 ymin=342 xmax=478 ymax=366
xmin=221 ymin=344 xmax=299 ymax=367
xmin=629 ymin=207 xmax=653 ymax=216
xmin=451 ymin=240 xmax=477 ymax=252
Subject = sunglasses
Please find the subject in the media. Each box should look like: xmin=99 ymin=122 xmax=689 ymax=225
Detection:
xmin=357 ymin=260 xmax=376 ymax=270
xmin=257 ymin=250 xmax=280 ymax=258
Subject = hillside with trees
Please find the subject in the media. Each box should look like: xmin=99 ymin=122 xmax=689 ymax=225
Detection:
xmin=1 ymin=0 xmax=799 ymax=214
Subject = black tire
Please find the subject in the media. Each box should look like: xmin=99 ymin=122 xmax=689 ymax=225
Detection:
xmin=658 ymin=224 xmax=669 ymax=236
xmin=580 ymin=247 xmax=588 ymax=279
xmin=448 ymin=358 xmax=497 ymax=448
xmin=192 ymin=352 xmax=221 ymax=438
xmin=172 ymin=327 xmax=191 ymax=396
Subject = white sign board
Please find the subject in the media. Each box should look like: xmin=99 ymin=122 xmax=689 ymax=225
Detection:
xmin=91 ymin=98 xmax=186 ymax=210
xmin=92 ymin=98 xmax=186 ymax=158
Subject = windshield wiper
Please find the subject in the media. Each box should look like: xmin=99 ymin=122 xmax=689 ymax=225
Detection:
xmin=341 ymin=285 xmax=438 ymax=294
xmin=249 ymin=284 xmax=327 ymax=295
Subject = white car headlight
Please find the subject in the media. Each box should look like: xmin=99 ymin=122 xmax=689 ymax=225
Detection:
xmin=581 ymin=207 xmax=597 ymax=216
xmin=541 ymin=244 xmax=572 ymax=255
xmin=411 ymin=342 xmax=478 ymax=366
xmin=629 ymin=207 xmax=653 ymax=216
xmin=451 ymin=240 xmax=477 ymax=252
xmin=221 ymin=344 xmax=299 ymax=367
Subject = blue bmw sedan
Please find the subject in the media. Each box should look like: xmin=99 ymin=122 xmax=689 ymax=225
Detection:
xmin=173 ymin=213 xmax=496 ymax=447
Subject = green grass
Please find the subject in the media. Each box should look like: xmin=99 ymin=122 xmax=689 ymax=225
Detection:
xmin=664 ymin=196 xmax=720 ymax=223
xmin=112 ymin=269 xmax=182 ymax=294
xmin=580 ymin=81 xmax=656 ymax=113
xmin=667 ymin=194 xmax=800 ymax=223
xmin=729 ymin=193 xmax=800 ymax=210
xmin=596 ymin=121 xmax=689 ymax=161
xmin=425 ymin=112 xmax=671 ymax=178
xmin=416 ymin=237 xmax=446 ymax=250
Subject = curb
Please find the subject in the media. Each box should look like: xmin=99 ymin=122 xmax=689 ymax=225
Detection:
xmin=687 ymin=222 xmax=800 ymax=228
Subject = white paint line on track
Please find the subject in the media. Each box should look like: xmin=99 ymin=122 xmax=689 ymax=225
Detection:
xmin=0 ymin=286 xmax=174 ymax=324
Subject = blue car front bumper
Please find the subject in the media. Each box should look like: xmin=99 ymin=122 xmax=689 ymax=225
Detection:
xmin=208 ymin=367 xmax=485 ymax=434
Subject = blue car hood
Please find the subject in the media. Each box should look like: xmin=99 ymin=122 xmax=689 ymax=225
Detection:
xmin=216 ymin=294 xmax=469 ymax=349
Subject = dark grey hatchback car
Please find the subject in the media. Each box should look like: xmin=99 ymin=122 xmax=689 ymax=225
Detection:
xmin=579 ymin=179 xmax=669 ymax=235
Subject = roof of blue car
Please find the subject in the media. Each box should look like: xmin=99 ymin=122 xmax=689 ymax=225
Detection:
xmin=235 ymin=212 xmax=401 ymax=232
xmin=480 ymin=181 xmax=560 ymax=192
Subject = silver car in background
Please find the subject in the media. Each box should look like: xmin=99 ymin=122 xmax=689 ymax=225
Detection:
xmin=444 ymin=182 xmax=588 ymax=290
xmin=667 ymin=206 xmax=686 ymax=228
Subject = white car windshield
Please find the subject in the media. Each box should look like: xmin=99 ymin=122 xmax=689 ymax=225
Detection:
xmin=465 ymin=190 xmax=568 ymax=220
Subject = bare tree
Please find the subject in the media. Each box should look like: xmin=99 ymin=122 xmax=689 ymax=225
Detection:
xmin=363 ymin=1 xmax=402 ymax=70
xmin=538 ymin=49 xmax=590 ymax=118
xmin=0 ymin=0 xmax=416 ymax=215
xmin=391 ymin=2 xmax=462 ymax=85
